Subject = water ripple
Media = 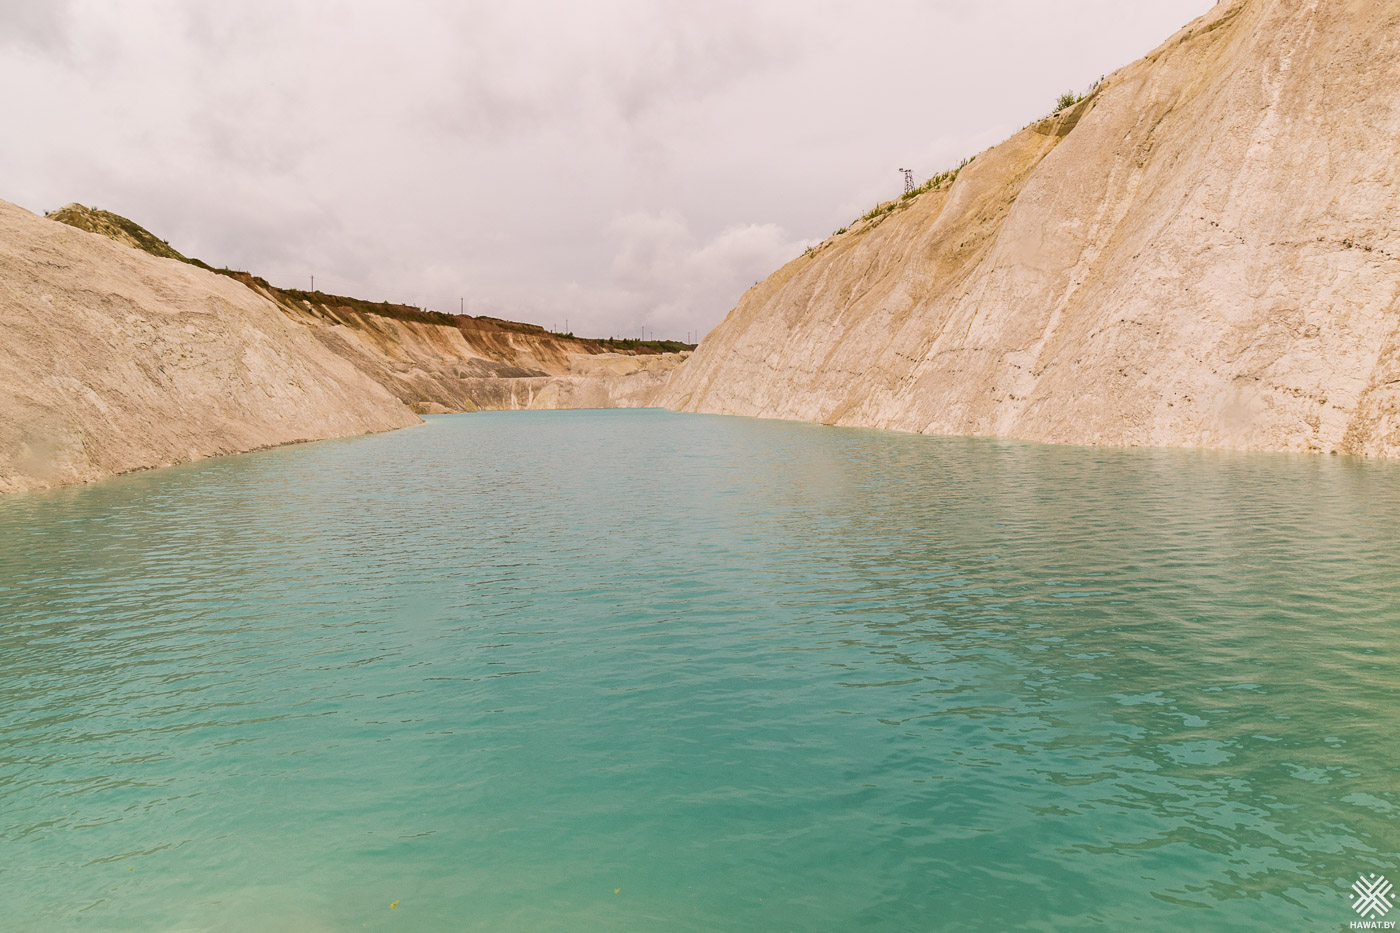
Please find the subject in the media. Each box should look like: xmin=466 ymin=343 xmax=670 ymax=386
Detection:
xmin=2 ymin=411 xmax=1399 ymax=931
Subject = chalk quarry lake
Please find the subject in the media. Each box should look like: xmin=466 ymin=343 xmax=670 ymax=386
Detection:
xmin=2 ymin=409 xmax=1398 ymax=931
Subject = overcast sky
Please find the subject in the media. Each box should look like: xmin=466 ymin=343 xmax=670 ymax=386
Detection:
xmin=0 ymin=0 xmax=1213 ymax=341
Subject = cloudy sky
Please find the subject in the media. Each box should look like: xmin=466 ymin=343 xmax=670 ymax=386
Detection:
xmin=0 ymin=0 xmax=1213 ymax=341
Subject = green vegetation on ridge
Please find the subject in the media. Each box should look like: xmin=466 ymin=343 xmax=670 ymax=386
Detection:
xmin=48 ymin=204 xmax=204 ymax=266
xmin=46 ymin=203 xmax=695 ymax=353
xmin=833 ymin=155 xmax=976 ymax=238
xmin=831 ymin=80 xmax=1102 ymax=246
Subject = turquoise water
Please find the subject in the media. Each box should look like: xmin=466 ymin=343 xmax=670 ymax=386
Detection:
xmin=2 ymin=410 xmax=1399 ymax=931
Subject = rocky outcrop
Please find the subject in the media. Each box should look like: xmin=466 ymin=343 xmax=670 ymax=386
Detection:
xmin=0 ymin=199 xmax=419 ymax=493
xmin=661 ymin=0 xmax=1400 ymax=457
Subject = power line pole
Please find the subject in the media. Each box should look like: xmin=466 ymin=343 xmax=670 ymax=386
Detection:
xmin=898 ymin=168 xmax=915 ymax=195
xmin=310 ymin=274 xmax=315 ymax=292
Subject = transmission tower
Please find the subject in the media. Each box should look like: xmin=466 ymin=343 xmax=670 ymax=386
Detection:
xmin=899 ymin=168 xmax=915 ymax=195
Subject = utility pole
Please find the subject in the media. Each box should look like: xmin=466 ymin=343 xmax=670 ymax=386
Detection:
xmin=460 ymin=297 xmax=464 ymax=315
xmin=310 ymin=274 xmax=315 ymax=292
xmin=899 ymin=168 xmax=915 ymax=195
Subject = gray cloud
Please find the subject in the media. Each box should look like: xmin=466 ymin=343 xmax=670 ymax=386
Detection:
xmin=0 ymin=1 xmax=76 ymax=53
xmin=0 ymin=0 xmax=1214 ymax=340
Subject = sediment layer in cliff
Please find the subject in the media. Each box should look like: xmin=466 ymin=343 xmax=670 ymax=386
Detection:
xmin=660 ymin=0 xmax=1400 ymax=457
xmin=0 ymin=199 xmax=420 ymax=494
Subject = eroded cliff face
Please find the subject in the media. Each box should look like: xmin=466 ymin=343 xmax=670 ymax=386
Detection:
xmin=0 ymin=200 xmax=420 ymax=493
xmin=249 ymin=281 xmax=689 ymax=414
xmin=661 ymin=0 xmax=1400 ymax=457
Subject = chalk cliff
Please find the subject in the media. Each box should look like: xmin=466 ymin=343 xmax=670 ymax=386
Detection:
xmin=259 ymin=284 xmax=689 ymax=416
xmin=48 ymin=203 xmax=691 ymax=418
xmin=2 ymin=201 xmax=688 ymax=492
xmin=453 ymin=352 xmax=689 ymax=411
xmin=661 ymin=0 xmax=1400 ymax=457
xmin=0 ymin=199 xmax=420 ymax=494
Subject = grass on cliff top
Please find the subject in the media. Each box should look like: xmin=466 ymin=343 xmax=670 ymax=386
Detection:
xmin=45 ymin=205 xmax=697 ymax=353
xmin=841 ymin=83 xmax=1101 ymax=241
xmin=263 ymin=282 xmax=697 ymax=349
xmin=48 ymin=204 xmax=199 ymax=265
xmin=837 ymin=83 xmax=1100 ymax=240
xmin=593 ymin=337 xmax=693 ymax=354
xmin=839 ymin=155 xmax=976 ymax=234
